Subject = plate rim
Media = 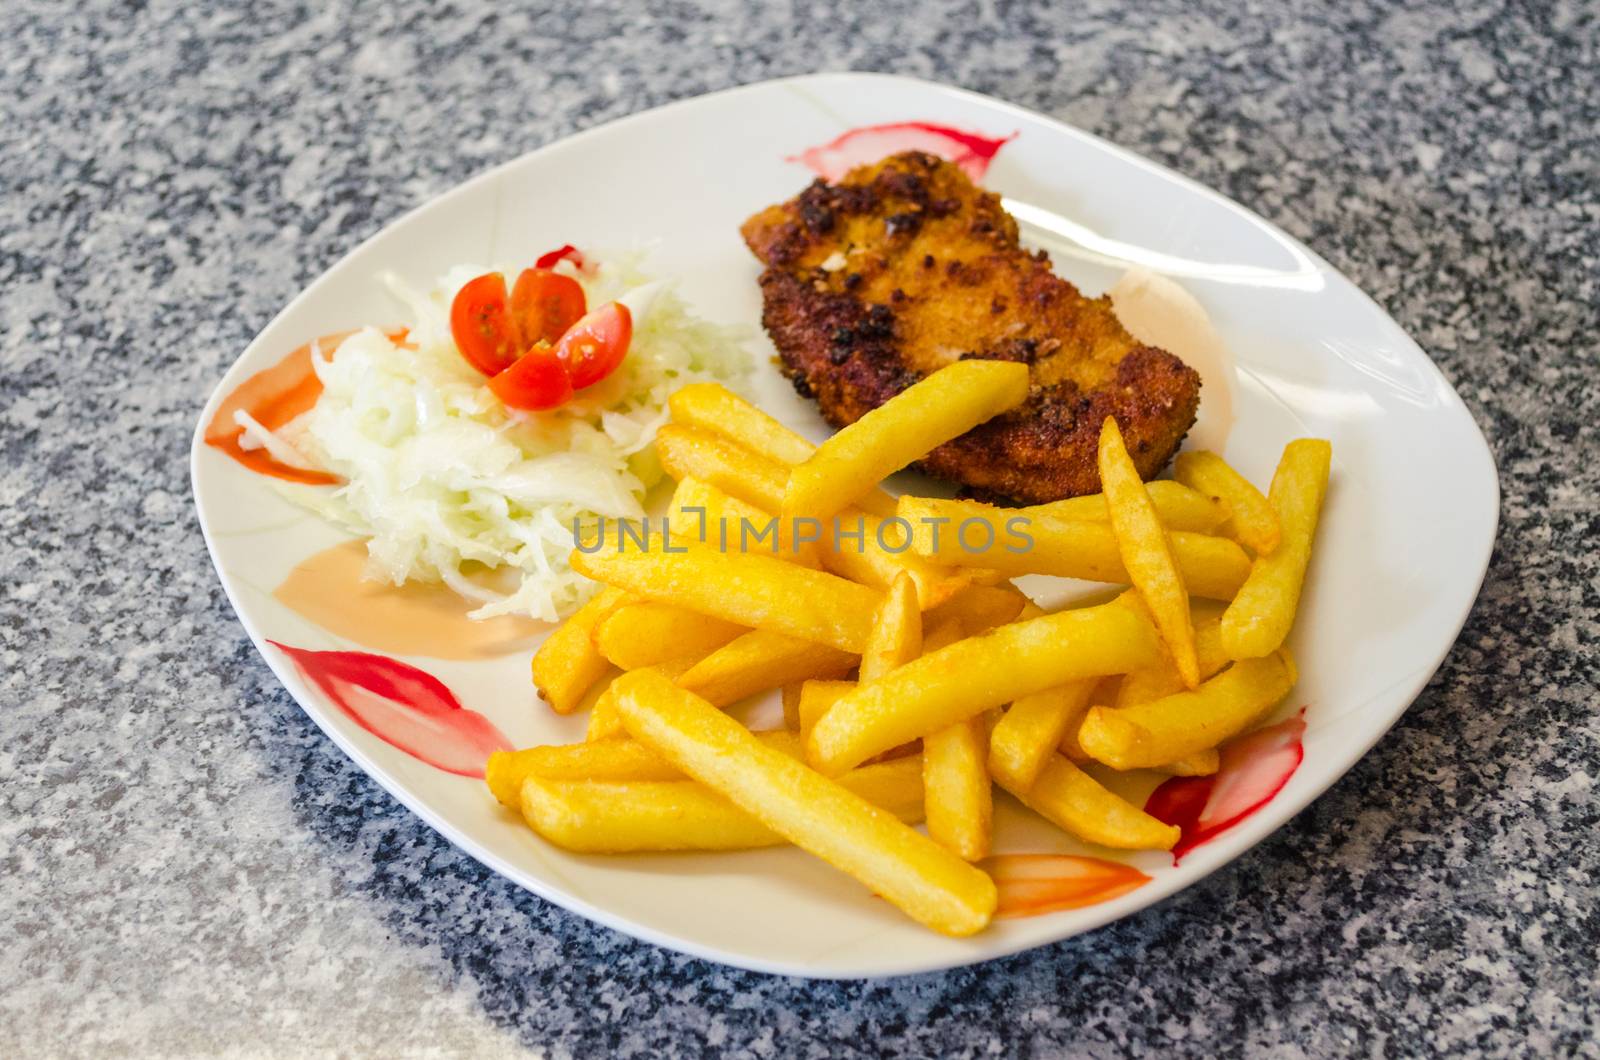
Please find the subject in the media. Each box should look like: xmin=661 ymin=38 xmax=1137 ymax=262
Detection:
xmin=189 ymin=70 xmax=1501 ymax=979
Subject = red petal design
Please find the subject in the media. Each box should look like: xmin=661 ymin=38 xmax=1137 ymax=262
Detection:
xmin=984 ymin=854 xmax=1151 ymax=918
xmin=270 ymin=642 xmax=511 ymax=778
xmin=1146 ymin=709 xmax=1308 ymax=863
xmin=790 ymin=122 xmax=1018 ymax=182
xmin=534 ymin=244 xmax=590 ymax=272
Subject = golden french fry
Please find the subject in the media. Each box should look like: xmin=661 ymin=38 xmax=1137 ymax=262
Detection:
xmin=669 ymin=382 xmax=818 ymax=466
xmin=919 ymin=592 xmax=993 ymax=860
xmin=988 ymin=679 xmax=1097 ymax=790
xmin=922 ymin=616 xmax=967 ymax=652
xmin=1057 ymin=675 xmax=1120 ymax=761
xmin=1099 ymin=417 xmax=1198 ymax=688
xmin=655 ymin=423 xmax=790 ymax=512
xmin=1078 ymin=649 xmax=1298 ymax=769
xmin=996 ymin=755 xmax=1179 ymax=850
xmin=571 ymin=544 xmax=883 ymax=653
xmin=808 ymin=600 xmax=1162 ymax=775
xmin=1114 ymin=601 xmax=1229 ymax=709
xmin=923 ymin=582 xmax=1031 ymax=635
xmin=667 ymin=383 xmax=897 ymax=517
xmin=783 ymin=360 xmax=1030 ymax=524
xmin=923 ymin=715 xmax=991 ymax=861
xmin=593 ymin=602 xmax=746 ymax=670
xmin=900 ymin=481 xmax=1225 ymax=536
xmin=859 ymin=572 xmax=922 ymax=682
xmin=1155 ymin=750 xmax=1219 ymax=776
xmin=677 ymin=629 xmax=856 ymax=706
xmin=492 ymin=740 xmax=678 ymax=803
xmin=797 ymin=679 xmax=855 ymax=743
xmin=658 ymin=434 xmax=962 ymax=605
xmin=1221 ymin=440 xmax=1332 ymax=658
xmin=587 ymin=656 xmax=703 ymax=740
xmin=614 ymin=670 xmax=996 ymax=936
xmin=1037 ymin=479 xmax=1227 ymax=533
xmin=523 ymin=778 xmax=786 ymax=852
xmin=902 ymin=503 xmax=1250 ymax=601
xmin=819 ymin=511 xmax=972 ymax=610
xmin=520 ymin=752 xmax=927 ymax=854
xmin=496 ymin=732 xmax=809 ymax=802
xmin=668 ymin=476 xmax=820 ymax=567
xmin=531 ymin=586 xmax=628 ymax=714
xmin=1174 ymin=450 xmax=1282 ymax=555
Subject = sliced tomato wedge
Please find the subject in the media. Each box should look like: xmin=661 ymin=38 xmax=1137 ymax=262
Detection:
xmin=449 ymin=273 xmax=520 ymax=376
xmin=556 ymin=302 xmax=633 ymax=390
xmin=509 ymin=268 xmax=587 ymax=348
xmin=487 ymin=343 xmax=574 ymax=410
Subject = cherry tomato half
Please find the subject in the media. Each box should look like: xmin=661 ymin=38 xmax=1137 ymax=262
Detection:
xmin=556 ymin=302 xmax=633 ymax=390
xmin=487 ymin=343 xmax=574 ymax=411
xmin=448 ymin=273 xmax=521 ymax=377
xmin=509 ymin=268 xmax=587 ymax=349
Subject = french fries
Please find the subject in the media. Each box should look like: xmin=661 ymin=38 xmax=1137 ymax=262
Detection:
xmin=513 ymin=365 xmax=1332 ymax=938
xmin=1078 ymin=649 xmax=1298 ymax=769
xmin=783 ymin=360 xmax=1030 ymax=523
xmin=808 ymin=600 xmax=1162 ymax=775
xmin=1113 ymin=601 xmax=1229 ymax=709
xmin=593 ymin=602 xmax=745 ymax=670
xmin=797 ymin=680 xmax=855 ymax=743
xmin=614 ymin=670 xmax=997 ymax=936
xmin=669 ymin=382 xmax=817 ymax=466
xmin=923 ymin=716 xmax=991 ymax=861
xmin=571 ymin=544 xmax=884 ymax=653
xmin=899 ymin=481 xmax=1226 ymax=536
xmin=996 ymin=756 xmax=1180 ymax=851
xmin=677 ymin=629 xmax=856 ymax=706
xmin=669 ymin=476 xmax=819 ymax=566
xmin=819 ymin=510 xmax=972 ymax=609
xmin=668 ymin=382 xmax=897 ymax=517
xmin=587 ymin=657 xmax=702 ymax=740
xmin=1099 ymin=417 xmax=1198 ymax=687
xmin=1221 ymin=440 xmax=1332 ymax=659
xmin=654 ymin=423 xmax=788 ymax=513
xmin=524 ymin=778 xmax=788 ymax=852
xmin=900 ymin=501 xmax=1251 ymax=601
xmin=531 ymin=586 xmax=628 ymax=714
xmin=923 ymin=582 xmax=1030 ymax=635
xmin=520 ymin=753 xmax=926 ymax=854
xmin=1174 ymin=450 xmax=1282 ymax=555
xmin=987 ymin=679 xmax=1096 ymax=791
xmin=859 ymin=573 xmax=921 ymax=682
xmin=660 ymin=429 xmax=963 ymax=606
xmin=917 ymin=602 xmax=993 ymax=861
xmin=492 ymin=731 xmax=807 ymax=807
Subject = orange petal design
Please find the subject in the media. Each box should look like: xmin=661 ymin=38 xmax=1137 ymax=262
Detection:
xmin=984 ymin=853 xmax=1150 ymax=919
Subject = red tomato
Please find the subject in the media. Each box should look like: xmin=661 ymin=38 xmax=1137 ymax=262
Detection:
xmin=448 ymin=273 xmax=521 ymax=376
xmin=509 ymin=268 xmax=587 ymax=348
xmin=557 ymin=302 xmax=633 ymax=390
xmin=487 ymin=343 xmax=574 ymax=410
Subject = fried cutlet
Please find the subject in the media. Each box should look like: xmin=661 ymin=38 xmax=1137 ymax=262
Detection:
xmin=740 ymin=151 xmax=1201 ymax=503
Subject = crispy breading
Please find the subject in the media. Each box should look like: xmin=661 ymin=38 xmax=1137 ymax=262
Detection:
xmin=741 ymin=151 xmax=1201 ymax=502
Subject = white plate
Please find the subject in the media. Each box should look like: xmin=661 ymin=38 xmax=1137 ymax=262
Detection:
xmin=191 ymin=73 xmax=1498 ymax=978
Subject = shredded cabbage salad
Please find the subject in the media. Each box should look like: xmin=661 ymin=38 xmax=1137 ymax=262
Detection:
xmin=267 ymin=253 xmax=748 ymax=622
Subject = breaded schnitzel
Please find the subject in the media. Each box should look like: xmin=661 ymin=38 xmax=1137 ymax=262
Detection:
xmin=741 ymin=151 xmax=1200 ymax=503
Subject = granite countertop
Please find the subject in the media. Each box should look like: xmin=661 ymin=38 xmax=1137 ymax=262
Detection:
xmin=3 ymin=0 xmax=1596 ymax=1055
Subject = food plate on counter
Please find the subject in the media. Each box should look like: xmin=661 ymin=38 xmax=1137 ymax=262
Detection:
xmin=191 ymin=72 xmax=1497 ymax=978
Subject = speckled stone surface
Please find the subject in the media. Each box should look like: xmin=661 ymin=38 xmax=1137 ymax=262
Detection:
xmin=3 ymin=0 xmax=1597 ymax=1055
